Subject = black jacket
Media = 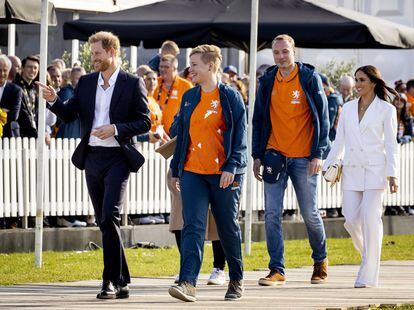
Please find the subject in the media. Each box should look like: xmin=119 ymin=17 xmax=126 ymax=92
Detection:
xmin=0 ymin=82 xmax=22 ymax=137
xmin=48 ymin=70 xmax=151 ymax=172
xmin=14 ymin=75 xmax=38 ymax=138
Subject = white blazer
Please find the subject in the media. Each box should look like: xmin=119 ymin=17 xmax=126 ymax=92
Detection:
xmin=323 ymin=96 xmax=399 ymax=191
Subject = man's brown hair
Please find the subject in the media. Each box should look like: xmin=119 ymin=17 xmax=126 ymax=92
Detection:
xmin=160 ymin=54 xmax=178 ymax=69
xmin=88 ymin=31 xmax=120 ymax=56
xmin=161 ymin=40 xmax=180 ymax=55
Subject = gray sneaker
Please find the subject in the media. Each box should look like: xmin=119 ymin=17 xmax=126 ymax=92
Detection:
xmin=168 ymin=281 xmax=196 ymax=302
xmin=224 ymin=280 xmax=244 ymax=301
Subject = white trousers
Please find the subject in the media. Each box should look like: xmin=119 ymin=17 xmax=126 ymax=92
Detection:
xmin=342 ymin=189 xmax=384 ymax=287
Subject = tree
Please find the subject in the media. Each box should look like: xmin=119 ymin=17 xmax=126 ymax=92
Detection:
xmin=318 ymin=59 xmax=356 ymax=90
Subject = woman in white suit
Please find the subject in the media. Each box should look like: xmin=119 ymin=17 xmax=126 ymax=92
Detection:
xmin=323 ymin=65 xmax=399 ymax=288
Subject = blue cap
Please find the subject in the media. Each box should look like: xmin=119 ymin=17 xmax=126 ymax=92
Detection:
xmin=223 ymin=65 xmax=238 ymax=75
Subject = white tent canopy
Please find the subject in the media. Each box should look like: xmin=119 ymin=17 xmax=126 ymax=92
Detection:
xmin=50 ymin=0 xmax=164 ymax=13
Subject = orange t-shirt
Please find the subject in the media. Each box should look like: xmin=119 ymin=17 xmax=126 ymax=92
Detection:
xmin=154 ymin=76 xmax=192 ymax=135
xmin=406 ymin=93 xmax=414 ymax=116
xmin=184 ymin=88 xmax=227 ymax=174
xmin=267 ymin=64 xmax=314 ymax=157
xmin=147 ymin=96 xmax=163 ymax=132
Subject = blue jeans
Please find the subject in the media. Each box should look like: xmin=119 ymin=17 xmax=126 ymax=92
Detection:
xmin=179 ymin=171 xmax=244 ymax=286
xmin=264 ymin=157 xmax=327 ymax=274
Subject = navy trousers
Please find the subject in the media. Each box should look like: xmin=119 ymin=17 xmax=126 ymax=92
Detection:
xmin=85 ymin=146 xmax=131 ymax=286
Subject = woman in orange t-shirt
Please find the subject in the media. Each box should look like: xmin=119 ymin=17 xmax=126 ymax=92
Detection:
xmin=168 ymin=45 xmax=247 ymax=302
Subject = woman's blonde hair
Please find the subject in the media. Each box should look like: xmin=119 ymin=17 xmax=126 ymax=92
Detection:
xmin=190 ymin=44 xmax=222 ymax=73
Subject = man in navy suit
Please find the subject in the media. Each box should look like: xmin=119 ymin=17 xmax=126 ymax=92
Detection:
xmin=0 ymin=55 xmax=22 ymax=138
xmin=38 ymin=31 xmax=151 ymax=299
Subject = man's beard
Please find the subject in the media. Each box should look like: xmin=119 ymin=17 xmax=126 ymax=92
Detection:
xmin=94 ymin=59 xmax=111 ymax=72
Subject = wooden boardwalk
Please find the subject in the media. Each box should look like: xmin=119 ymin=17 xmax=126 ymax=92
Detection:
xmin=0 ymin=261 xmax=413 ymax=309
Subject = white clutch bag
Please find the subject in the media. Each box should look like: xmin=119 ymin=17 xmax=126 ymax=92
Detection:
xmin=155 ymin=137 xmax=176 ymax=159
xmin=323 ymin=162 xmax=342 ymax=187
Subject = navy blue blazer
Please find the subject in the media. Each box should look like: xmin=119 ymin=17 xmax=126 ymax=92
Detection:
xmin=0 ymin=82 xmax=22 ymax=138
xmin=48 ymin=70 xmax=151 ymax=172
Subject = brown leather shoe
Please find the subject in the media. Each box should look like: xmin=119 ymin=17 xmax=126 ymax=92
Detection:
xmin=258 ymin=270 xmax=286 ymax=286
xmin=311 ymin=259 xmax=328 ymax=284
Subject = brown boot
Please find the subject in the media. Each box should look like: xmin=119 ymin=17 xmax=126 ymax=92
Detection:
xmin=311 ymin=259 xmax=328 ymax=284
xmin=258 ymin=270 xmax=286 ymax=286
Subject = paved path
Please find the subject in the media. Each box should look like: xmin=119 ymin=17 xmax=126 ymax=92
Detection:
xmin=1 ymin=261 xmax=413 ymax=309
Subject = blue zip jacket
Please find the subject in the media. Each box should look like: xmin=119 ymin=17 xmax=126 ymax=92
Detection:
xmin=170 ymin=82 xmax=247 ymax=178
xmin=252 ymin=62 xmax=329 ymax=161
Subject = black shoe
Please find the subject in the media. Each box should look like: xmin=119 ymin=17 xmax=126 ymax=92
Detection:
xmin=114 ymin=284 xmax=129 ymax=299
xmin=43 ymin=217 xmax=51 ymax=228
xmin=384 ymin=206 xmax=397 ymax=216
xmin=96 ymin=280 xmax=116 ymax=299
xmin=0 ymin=218 xmax=7 ymax=229
xmin=224 ymin=280 xmax=244 ymax=301
xmin=326 ymin=209 xmax=339 ymax=218
xmin=395 ymin=206 xmax=407 ymax=216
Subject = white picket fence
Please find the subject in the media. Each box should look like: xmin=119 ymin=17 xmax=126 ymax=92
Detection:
xmin=0 ymin=138 xmax=413 ymax=218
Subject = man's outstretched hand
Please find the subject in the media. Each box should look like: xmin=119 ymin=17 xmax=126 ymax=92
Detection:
xmin=36 ymin=82 xmax=57 ymax=102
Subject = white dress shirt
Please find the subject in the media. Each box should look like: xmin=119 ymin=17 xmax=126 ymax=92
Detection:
xmin=89 ymin=67 xmax=120 ymax=147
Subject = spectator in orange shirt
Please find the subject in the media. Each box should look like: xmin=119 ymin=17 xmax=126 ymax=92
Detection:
xmin=137 ymin=70 xmax=168 ymax=144
xmin=134 ymin=69 xmax=170 ymax=226
xmin=406 ymin=79 xmax=414 ymax=116
xmin=154 ymin=54 xmax=192 ymax=136
xmin=155 ymin=55 xmax=192 ymax=244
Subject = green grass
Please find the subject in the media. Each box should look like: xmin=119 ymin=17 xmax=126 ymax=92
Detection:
xmin=0 ymin=235 xmax=413 ymax=286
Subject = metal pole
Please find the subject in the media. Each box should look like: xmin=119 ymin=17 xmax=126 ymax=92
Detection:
xmin=8 ymin=24 xmax=16 ymax=56
xmin=130 ymin=45 xmax=138 ymax=72
xmin=71 ymin=12 xmax=79 ymax=66
xmin=35 ymin=0 xmax=49 ymax=268
xmin=185 ymin=48 xmax=191 ymax=67
xmin=238 ymin=50 xmax=245 ymax=76
xmin=244 ymin=0 xmax=259 ymax=256
xmin=22 ymin=149 xmax=29 ymax=229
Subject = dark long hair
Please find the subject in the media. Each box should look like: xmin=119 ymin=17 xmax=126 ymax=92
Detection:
xmin=355 ymin=65 xmax=398 ymax=103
